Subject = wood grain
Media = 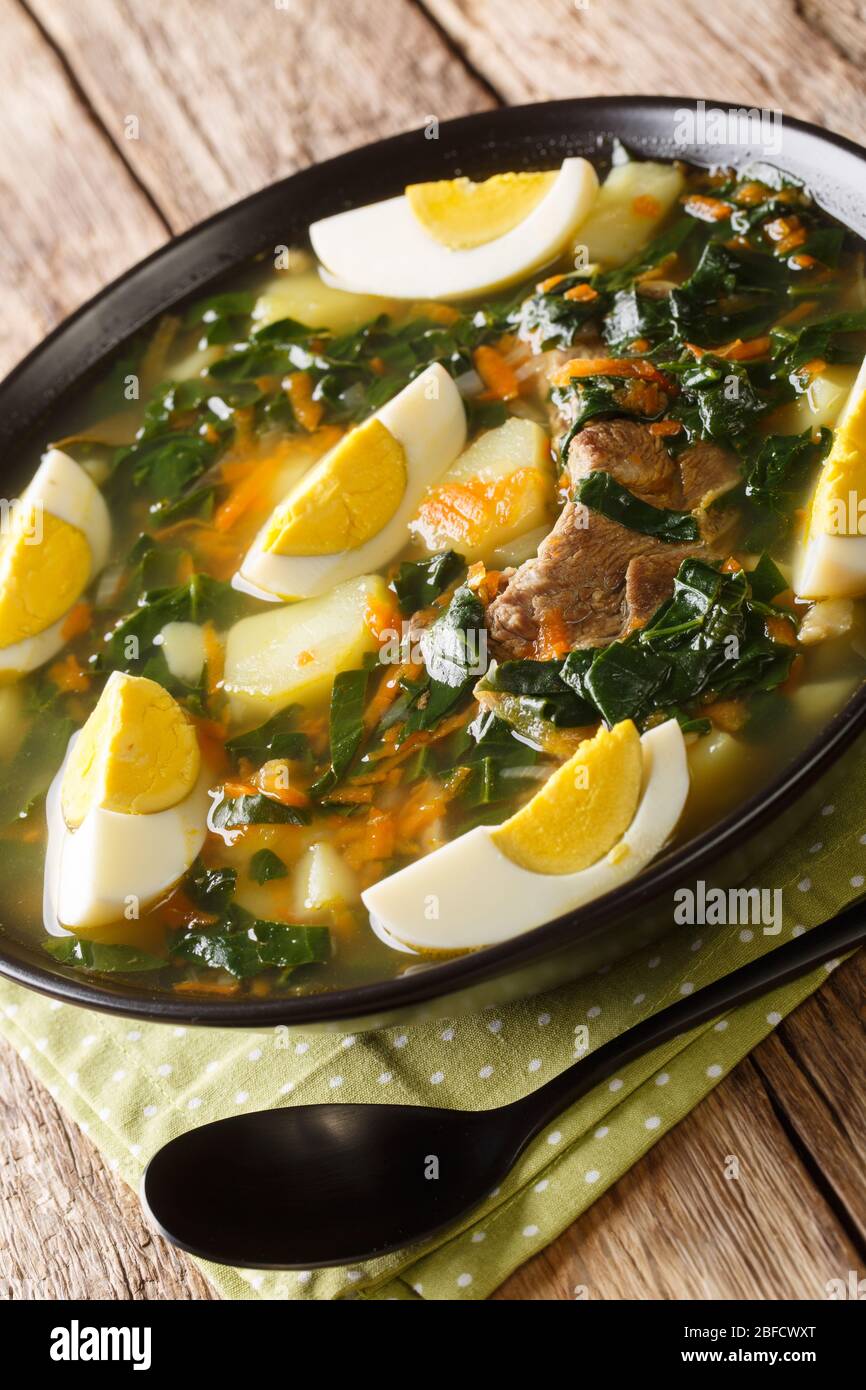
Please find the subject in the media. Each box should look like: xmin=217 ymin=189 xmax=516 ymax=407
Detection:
xmin=424 ymin=0 xmax=866 ymax=143
xmin=0 ymin=0 xmax=165 ymax=377
xmin=495 ymin=1006 xmax=865 ymax=1300
xmin=0 ymin=1043 xmax=214 ymax=1301
xmin=27 ymin=0 xmax=494 ymax=232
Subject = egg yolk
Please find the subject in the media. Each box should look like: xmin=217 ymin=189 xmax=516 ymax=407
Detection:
xmin=61 ymin=672 xmax=200 ymax=828
xmin=405 ymin=170 xmax=558 ymax=251
xmin=492 ymin=720 xmax=642 ymax=875
xmin=0 ymin=507 xmax=91 ymax=648
xmin=809 ymin=387 xmax=866 ymax=537
xmin=263 ymin=418 xmax=407 ymax=556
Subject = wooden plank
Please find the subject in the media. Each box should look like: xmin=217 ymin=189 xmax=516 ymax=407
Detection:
xmin=0 ymin=1042 xmax=214 ymax=1300
xmin=496 ymin=975 xmax=866 ymax=1300
xmin=27 ymin=0 xmax=495 ymax=232
xmin=424 ymin=0 xmax=866 ymax=144
xmin=0 ymin=0 xmax=165 ymax=377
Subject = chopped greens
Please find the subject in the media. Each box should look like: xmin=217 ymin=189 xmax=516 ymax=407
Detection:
xmin=575 ymin=470 xmax=701 ymax=543
xmin=43 ymin=939 xmax=165 ymax=973
xmin=210 ymin=792 xmax=309 ymax=829
xmin=171 ymin=908 xmax=330 ymax=979
xmin=391 ymin=549 xmax=465 ymax=615
xmin=249 ymin=849 xmax=288 ymax=883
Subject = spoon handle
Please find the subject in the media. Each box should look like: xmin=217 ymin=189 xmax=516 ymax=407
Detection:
xmin=508 ymin=901 xmax=866 ymax=1145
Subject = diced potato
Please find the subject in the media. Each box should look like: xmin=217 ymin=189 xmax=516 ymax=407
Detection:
xmin=797 ymin=597 xmax=854 ymax=646
xmin=223 ymin=573 xmax=388 ymax=726
xmin=686 ymin=729 xmax=755 ymax=826
xmin=253 ymin=270 xmax=398 ymax=333
xmin=409 ymin=417 xmax=554 ymax=564
xmin=295 ymin=842 xmax=358 ymax=911
xmin=577 ymin=161 xmax=685 ymax=269
xmin=764 ymin=363 xmax=859 ymax=435
xmin=793 ymin=675 xmax=858 ymax=725
xmin=489 ymin=523 xmax=549 ymax=568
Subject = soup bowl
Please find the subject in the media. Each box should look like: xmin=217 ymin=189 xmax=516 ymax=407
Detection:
xmin=2 ymin=96 xmax=866 ymax=1029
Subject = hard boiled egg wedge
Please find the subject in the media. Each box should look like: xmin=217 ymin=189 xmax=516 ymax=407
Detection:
xmin=43 ymin=672 xmax=211 ymax=933
xmin=310 ymin=159 xmax=598 ymax=301
xmin=235 ymin=364 xmax=466 ymax=601
xmin=796 ymin=354 xmax=866 ymax=598
xmin=363 ymin=718 xmax=689 ymax=952
xmin=0 ymin=449 xmax=110 ymax=678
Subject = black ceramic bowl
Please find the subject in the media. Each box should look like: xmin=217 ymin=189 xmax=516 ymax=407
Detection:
xmin=2 ymin=96 xmax=866 ymax=1029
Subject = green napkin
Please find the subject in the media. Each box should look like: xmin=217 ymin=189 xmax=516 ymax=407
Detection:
xmin=0 ymin=748 xmax=861 ymax=1300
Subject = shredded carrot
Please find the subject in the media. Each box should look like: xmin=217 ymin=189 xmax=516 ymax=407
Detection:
xmin=648 ymin=419 xmax=683 ymax=438
xmin=682 ymin=194 xmax=733 ymax=222
xmin=48 ymin=652 xmax=90 ymax=693
xmin=734 ymin=181 xmax=769 ymax=207
xmin=285 ymin=371 xmax=323 ymax=432
xmin=473 ymin=344 xmax=520 ymax=401
xmin=533 ymin=608 xmax=571 ymax=660
xmin=628 ymin=338 xmax=651 ymax=354
xmin=798 ymin=358 xmax=827 ymax=381
xmin=790 ymin=253 xmax=818 ymax=270
xmin=704 ymin=698 xmax=748 ymax=733
xmin=324 ymin=786 xmax=374 ymax=805
xmin=212 ymin=451 xmax=286 ymax=532
xmin=765 ymin=614 xmax=798 ymax=647
xmin=60 ymin=600 xmax=92 ymax=642
xmin=412 ymin=300 xmax=461 ymax=325
xmin=563 ymin=283 xmax=599 ymax=303
xmin=202 ymin=621 xmax=224 ymax=697
xmin=173 ymin=979 xmax=241 ymax=996
xmin=777 ymin=299 xmax=818 ymax=327
xmin=721 ymin=555 xmax=743 ymax=573
xmin=714 ymin=335 xmax=772 ymax=362
xmin=536 ymin=273 xmax=566 ymax=293
xmin=632 ymin=194 xmax=661 ymax=218
xmin=364 ymin=661 xmax=422 ymax=731
xmin=364 ymin=596 xmax=402 ymax=644
xmin=550 ymin=356 xmax=671 ymax=388
xmin=295 ymin=649 xmax=315 ymax=667
xmin=779 ymin=652 xmax=806 ymax=695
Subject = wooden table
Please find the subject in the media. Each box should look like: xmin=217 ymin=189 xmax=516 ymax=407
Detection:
xmin=1 ymin=0 xmax=865 ymax=1301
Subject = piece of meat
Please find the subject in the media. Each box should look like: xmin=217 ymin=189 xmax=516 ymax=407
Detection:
xmin=678 ymin=438 xmax=741 ymax=509
xmin=566 ymin=418 xmax=683 ymax=504
xmin=623 ymin=550 xmax=693 ymax=633
xmin=486 ymin=419 xmax=742 ymax=658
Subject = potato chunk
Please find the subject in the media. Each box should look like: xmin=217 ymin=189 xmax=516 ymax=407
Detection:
xmin=223 ymin=573 xmax=388 ymax=725
xmin=577 ymin=161 xmax=685 ymax=269
xmin=409 ymin=417 xmax=553 ymax=564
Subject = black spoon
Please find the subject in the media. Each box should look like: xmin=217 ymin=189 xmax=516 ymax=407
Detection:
xmin=142 ymin=904 xmax=865 ymax=1270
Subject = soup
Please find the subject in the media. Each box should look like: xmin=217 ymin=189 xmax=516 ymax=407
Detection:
xmin=2 ymin=151 xmax=866 ymax=997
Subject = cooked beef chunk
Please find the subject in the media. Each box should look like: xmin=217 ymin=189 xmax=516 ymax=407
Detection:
xmin=486 ymin=418 xmax=741 ymax=657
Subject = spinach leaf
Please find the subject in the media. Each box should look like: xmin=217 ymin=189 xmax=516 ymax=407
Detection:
xmin=185 ymin=859 xmax=237 ymax=913
xmin=112 ymin=432 xmax=217 ymax=503
xmin=510 ymin=272 xmax=608 ymax=349
xmin=392 ymin=550 xmax=465 ymax=615
xmin=669 ymin=356 xmax=767 ymax=445
xmin=171 ymin=907 xmax=330 ymax=979
xmin=43 ymin=938 xmax=164 ymax=973
xmin=210 ymin=792 xmax=309 ymax=829
xmin=0 ymin=706 xmax=75 ymax=825
xmin=479 ymin=658 xmax=596 ymax=726
xmin=748 ymin=553 xmax=789 ymax=604
xmin=184 ymin=290 xmax=256 ymax=344
xmin=225 ymin=709 xmax=311 ymax=765
xmin=560 ymin=557 xmax=797 ymax=726
xmin=575 ymin=470 xmax=700 ymax=542
xmin=311 ymin=667 xmax=370 ymax=797
xmin=249 ymin=849 xmax=288 ymax=884
xmin=771 ymin=309 xmax=866 ymax=380
xmin=100 ymin=574 xmax=250 ymax=679
xmin=419 ymin=585 xmax=487 ymax=688
xmin=741 ymin=427 xmax=832 ymax=549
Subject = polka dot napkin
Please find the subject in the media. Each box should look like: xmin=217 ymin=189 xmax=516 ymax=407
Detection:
xmin=0 ymin=773 xmax=861 ymax=1301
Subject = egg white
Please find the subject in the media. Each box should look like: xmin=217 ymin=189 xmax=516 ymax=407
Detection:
xmin=795 ymin=355 xmax=866 ymax=599
xmin=235 ymin=364 xmax=467 ymax=601
xmin=43 ymin=730 xmax=211 ymax=934
xmin=0 ymin=449 xmax=111 ymax=676
xmin=363 ymin=719 xmax=689 ymax=952
xmin=310 ymin=158 xmax=598 ymax=301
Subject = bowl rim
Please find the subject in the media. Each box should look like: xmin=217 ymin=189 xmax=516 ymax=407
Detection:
xmin=3 ymin=94 xmax=866 ymax=1026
